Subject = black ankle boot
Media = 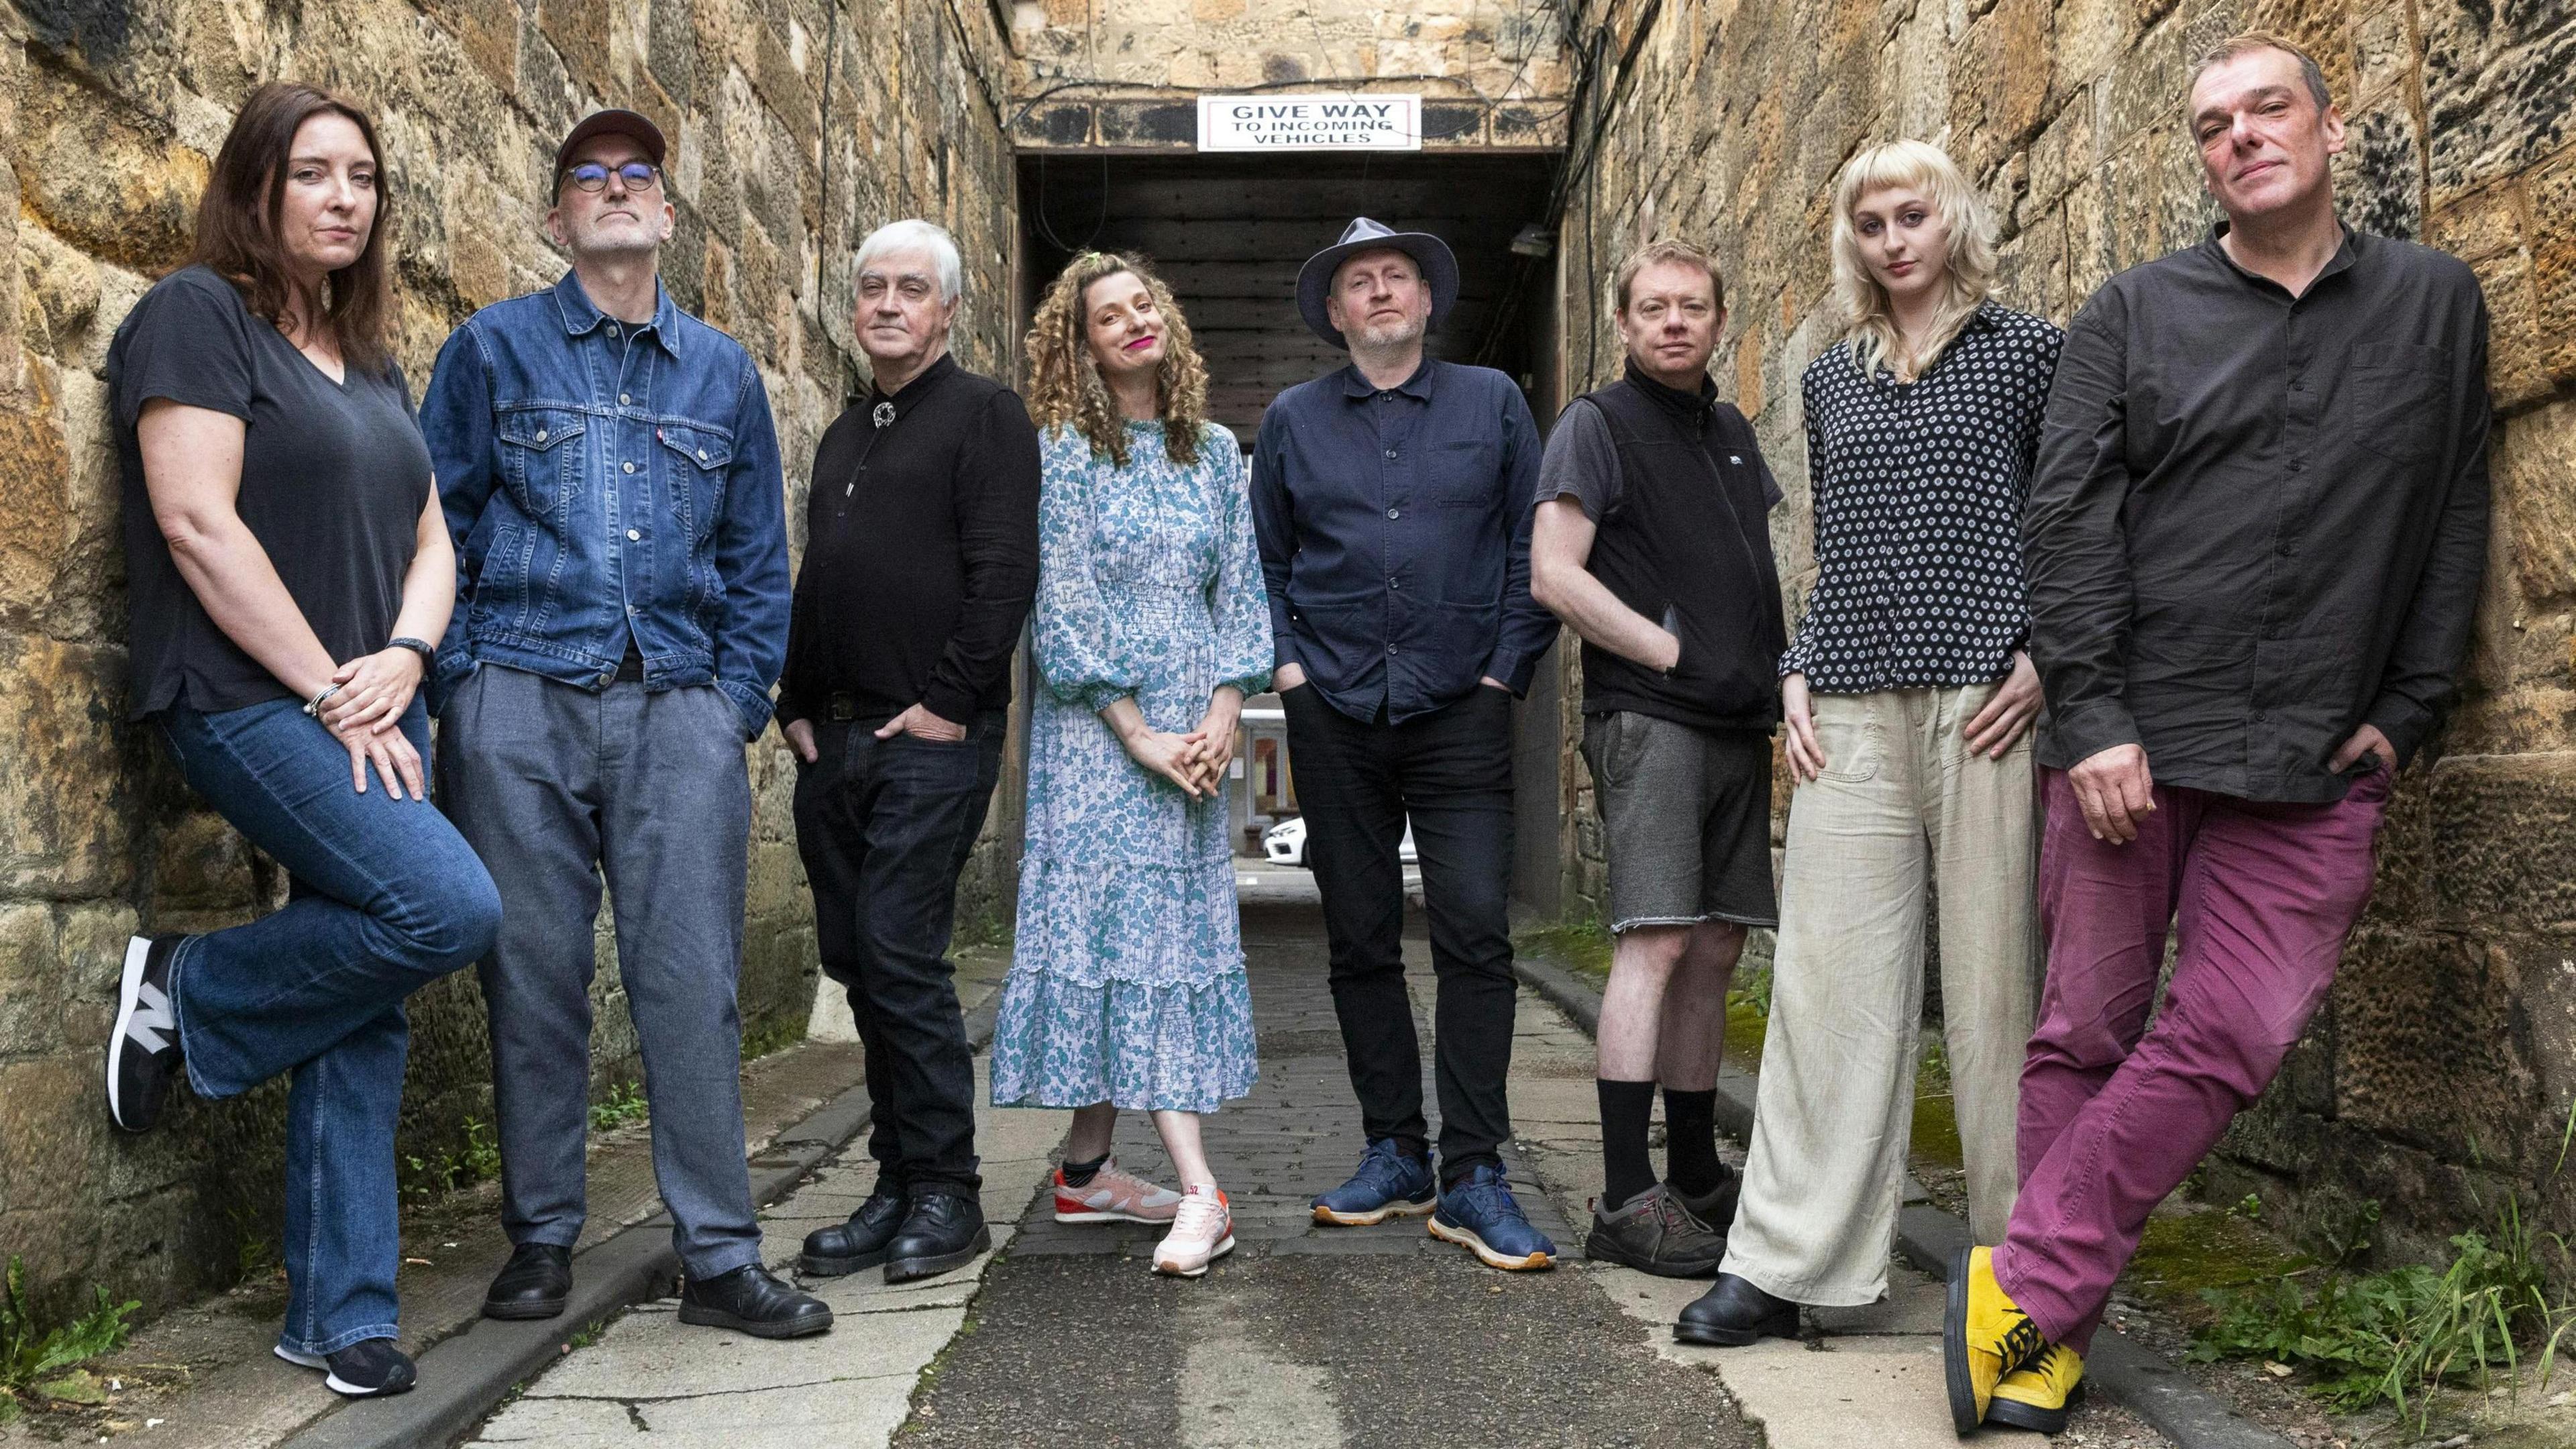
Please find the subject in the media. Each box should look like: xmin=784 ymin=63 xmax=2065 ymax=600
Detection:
xmin=1675 ymin=1271 xmax=1801 ymax=1346
xmin=883 ymin=1192 xmax=990 ymax=1284
xmin=482 ymin=1242 xmax=573 ymax=1321
xmin=676 ymin=1264 xmax=833 ymax=1339
xmin=800 ymin=1189 xmax=909 ymax=1277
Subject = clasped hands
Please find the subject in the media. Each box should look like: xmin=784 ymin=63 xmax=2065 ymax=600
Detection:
xmin=317 ymin=645 xmax=428 ymax=800
xmin=1107 ymin=692 xmax=1241 ymax=799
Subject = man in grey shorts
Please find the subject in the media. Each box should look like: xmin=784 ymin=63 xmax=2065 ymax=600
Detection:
xmin=1530 ymin=239 xmax=1785 ymax=1277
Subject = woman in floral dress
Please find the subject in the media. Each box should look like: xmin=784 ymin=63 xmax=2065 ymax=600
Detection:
xmin=989 ymin=252 xmax=1271 ymax=1277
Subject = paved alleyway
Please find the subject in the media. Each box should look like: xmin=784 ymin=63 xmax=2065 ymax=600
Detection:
xmin=465 ymin=901 xmax=2159 ymax=1448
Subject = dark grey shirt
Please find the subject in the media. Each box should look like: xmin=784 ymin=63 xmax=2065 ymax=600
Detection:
xmin=109 ymin=266 xmax=433 ymax=719
xmin=2024 ymin=224 xmax=2491 ymax=802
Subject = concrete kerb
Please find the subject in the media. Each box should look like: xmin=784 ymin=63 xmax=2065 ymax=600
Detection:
xmin=275 ymin=989 xmax=1009 ymax=1449
xmin=1509 ymin=945 xmax=2296 ymax=1449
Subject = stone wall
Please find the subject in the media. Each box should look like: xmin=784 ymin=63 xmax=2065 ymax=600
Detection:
xmin=0 ymin=0 xmax=1018 ymax=1322
xmin=1554 ymin=0 xmax=2576 ymax=1266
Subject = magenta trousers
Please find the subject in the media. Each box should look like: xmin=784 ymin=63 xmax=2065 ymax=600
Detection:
xmin=1992 ymin=765 xmax=2391 ymax=1350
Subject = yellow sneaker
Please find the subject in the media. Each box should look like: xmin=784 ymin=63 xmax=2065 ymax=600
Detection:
xmin=1988 ymin=1344 xmax=2086 ymax=1434
xmin=1943 ymin=1246 xmax=2049 ymax=1434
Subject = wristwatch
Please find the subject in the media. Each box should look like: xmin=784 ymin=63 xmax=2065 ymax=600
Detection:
xmin=389 ymin=637 xmax=437 ymax=667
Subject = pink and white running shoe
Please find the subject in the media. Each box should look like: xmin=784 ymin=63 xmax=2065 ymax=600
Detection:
xmin=1152 ymin=1185 xmax=1235 ymax=1277
xmin=1053 ymin=1157 xmax=1184 ymax=1224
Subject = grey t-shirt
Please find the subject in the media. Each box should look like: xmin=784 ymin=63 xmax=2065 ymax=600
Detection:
xmin=109 ymin=266 xmax=433 ymax=719
xmin=1538 ymin=396 xmax=1782 ymax=521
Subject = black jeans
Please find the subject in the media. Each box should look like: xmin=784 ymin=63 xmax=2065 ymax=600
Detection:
xmin=1283 ymin=684 xmax=1519 ymax=1177
xmin=792 ymin=710 xmax=1007 ymax=1196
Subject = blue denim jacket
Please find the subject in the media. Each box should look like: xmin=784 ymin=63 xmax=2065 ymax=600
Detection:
xmin=421 ymin=273 xmax=790 ymax=738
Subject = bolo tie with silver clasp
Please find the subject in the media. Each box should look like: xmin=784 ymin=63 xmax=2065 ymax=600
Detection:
xmin=845 ymin=396 xmax=896 ymax=498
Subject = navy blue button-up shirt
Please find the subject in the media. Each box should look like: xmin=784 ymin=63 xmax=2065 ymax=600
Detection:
xmin=421 ymin=272 xmax=790 ymax=739
xmin=1250 ymin=358 xmax=1554 ymax=723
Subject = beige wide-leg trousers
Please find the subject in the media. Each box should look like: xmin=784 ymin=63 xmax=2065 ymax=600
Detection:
xmin=1718 ymin=684 xmax=2037 ymax=1306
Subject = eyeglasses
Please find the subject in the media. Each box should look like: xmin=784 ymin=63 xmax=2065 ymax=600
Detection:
xmin=564 ymin=161 xmax=661 ymax=193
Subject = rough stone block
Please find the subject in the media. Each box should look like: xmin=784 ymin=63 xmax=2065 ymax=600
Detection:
xmin=0 ymin=633 xmax=132 ymax=897
xmin=2333 ymin=928 xmax=2534 ymax=1159
xmin=2421 ymin=0 xmax=2576 ymax=206
xmin=2430 ymin=751 xmax=2576 ymax=928
xmin=2493 ymin=397 xmax=2576 ymax=606
xmin=11 ymin=63 xmax=205 ymax=280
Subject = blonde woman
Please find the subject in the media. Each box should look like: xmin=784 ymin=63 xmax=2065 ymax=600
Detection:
xmin=987 ymin=252 xmax=1271 ymax=1277
xmin=1680 ymin=139 xmax=2063 ymax=1385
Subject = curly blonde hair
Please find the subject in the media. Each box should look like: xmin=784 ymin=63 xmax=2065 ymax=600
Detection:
xmin=1024 ymin=252 xmax=1211 ymax=470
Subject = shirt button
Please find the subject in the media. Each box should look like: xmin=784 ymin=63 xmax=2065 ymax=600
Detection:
xmin=627 ymin=528 xmax=641 ymax=541
xmin=596 ymin=672 xmax=616 ymax=688
xmin=1383 ymin=449 xmax=1398 ymax=460
xmin=619 ymin=392 xmax=631 ymax=405
xmin=623 ymin=461 xmax=637 ymax=474
xmin=1387 ymin=645 xmax=1399 ymax=656
xmin=1389 ymin=578 xmax=1400 ymax=589
xmin=627 ymin=604 xmax=639 ymax=615
xmin=608 ymin=323 xmax=621 ymax=337
xmin=1387 ymin=508 xmax=1401 ymax=520
xmin=2277 ymin=540 xmax=2294 ymax=556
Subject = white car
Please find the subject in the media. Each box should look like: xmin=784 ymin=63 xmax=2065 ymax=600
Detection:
xmin=1261 ymin=816 xmax=1416 ymax=868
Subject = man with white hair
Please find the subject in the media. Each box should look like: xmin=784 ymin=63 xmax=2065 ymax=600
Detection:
xmin=423 ymin=109 xmax=827 ymax=1337
xmin=785 ymin=220 xmax=1040 ymax=1285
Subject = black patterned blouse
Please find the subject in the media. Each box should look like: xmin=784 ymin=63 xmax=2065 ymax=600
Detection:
xmin=1781 ymin=301 xmax=2063 ymax=692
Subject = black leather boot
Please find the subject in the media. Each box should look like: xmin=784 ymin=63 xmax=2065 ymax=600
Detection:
xmin=883 ymin=1192 xmax=991 ymax=1284
xmin=800 ymin=1189 xmax=909 ymax=1277
xmin=1675 ymin=1271 xmax=1801 ymax=1346
xmin=482 ymin=1242 xmax=572 ymax=1321
xmin=676 ymin=1264 xmax=833 ymax=1339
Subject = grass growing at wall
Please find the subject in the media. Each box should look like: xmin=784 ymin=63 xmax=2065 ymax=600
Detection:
xmin=400 ymin=1117 xmax=502 ymax=1203
xmin=2190 ymin=1195 xmax=2576 ymax=1424
xmin=0 ymin=1257 xmax=138 ymax=1421
xmin=587 ymin=1080 xmax=650 ymax=1132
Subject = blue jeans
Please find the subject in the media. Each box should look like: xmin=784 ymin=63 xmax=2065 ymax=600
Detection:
xmin=157 ymin=698 xmax=501 ymax=1355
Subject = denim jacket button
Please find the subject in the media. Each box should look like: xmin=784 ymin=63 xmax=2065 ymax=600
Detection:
xmin=535 ymin=428 xmax=547 ymax=442
xmin=623 ymin=462 xmax=636 ymax=474
xmin=698 ymin=449 xmax=709 ymax=462
xmin=626 ymin=529 xmax=641 ymax=541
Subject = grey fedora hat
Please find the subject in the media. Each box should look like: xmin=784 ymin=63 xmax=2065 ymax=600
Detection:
xmin=1295 ymin=217 xmax=1462 ymax=350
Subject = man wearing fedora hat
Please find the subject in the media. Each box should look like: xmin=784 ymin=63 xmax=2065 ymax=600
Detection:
xmin=1250 ymin=217 xmax=1560 ymax=1271
xmin=421 ymin=109 xmax=828 ymax=1338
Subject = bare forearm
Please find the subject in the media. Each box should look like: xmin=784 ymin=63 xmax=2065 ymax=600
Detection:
xmin=390 ymin=530 xmax=455 ymax=647
xmin=1539 ymin=564 xmax=1676 ymax=670
xmin=168 ymin=521 xmax=340 ymax=700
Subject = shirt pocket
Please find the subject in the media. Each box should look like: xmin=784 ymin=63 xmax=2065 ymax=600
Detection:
xmin=2345 ymin=342 xmax=2451 ymax=466
xmin=496 ymin=409 xmax=586 ymax=518
xmin=1426 ymin=437 xmax=1500 ymax=506
xmin=657 ymin=423 xmax=735 ymax=542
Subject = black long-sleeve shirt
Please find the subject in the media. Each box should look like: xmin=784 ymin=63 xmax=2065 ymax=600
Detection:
xmin=777 ymin=354 xmax=1040 ymax=729
xmin=2023 ymin=223 xmax=2491 ymax=802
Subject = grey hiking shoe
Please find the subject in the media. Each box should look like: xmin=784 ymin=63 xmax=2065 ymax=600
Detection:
xmin=1585 ymin=1182 xmax=1727 ymax=1278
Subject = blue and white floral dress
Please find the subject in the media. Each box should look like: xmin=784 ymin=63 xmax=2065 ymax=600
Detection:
xmin=988 ymin=420 xmax=1273 ymax=1114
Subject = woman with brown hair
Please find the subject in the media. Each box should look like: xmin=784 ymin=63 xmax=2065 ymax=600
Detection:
xmin=101 ymin=80 xmax=500 ymax=1397
xmin=987 ymin=252 xmax=1271 ymax=1277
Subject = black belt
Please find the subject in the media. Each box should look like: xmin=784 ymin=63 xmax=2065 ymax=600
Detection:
xmin=825 ymin=692 xmax=863 ymax=722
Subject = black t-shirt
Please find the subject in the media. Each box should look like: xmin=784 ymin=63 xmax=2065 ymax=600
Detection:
xmin=108 ymin=266 xmax=433 ymax=719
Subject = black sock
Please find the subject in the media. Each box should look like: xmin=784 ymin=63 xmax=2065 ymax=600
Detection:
xmin=1391 ymin=1134 xmax=1430 ymax=1164
xmin=1061 ymin=1152 xmax=1110 ymax=1187
xmin=1663 ymin=1087 xmax=1726 ymax=1197
xmin=1598 ymin=1079 xmax=1659 ymax=1209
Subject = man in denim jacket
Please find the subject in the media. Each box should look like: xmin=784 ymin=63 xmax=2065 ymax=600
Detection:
xmin=421 ymin=110 xmax=826 ymax=1340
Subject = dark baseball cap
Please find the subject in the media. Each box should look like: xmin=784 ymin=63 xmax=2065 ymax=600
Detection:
xmin=552 ymin=109 xmax=667 ymax=193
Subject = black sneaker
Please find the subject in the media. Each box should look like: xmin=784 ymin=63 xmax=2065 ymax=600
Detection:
xmin=1585 ymin=1183 xmax=1728 ymax=1277
xmin=274 ymin=1338 xmax=417 ymax=1397
xmin=676 ymin=1263 xmax=833 ymax=1339
xmin=106 ymin=934 xmax=189 ymax=1133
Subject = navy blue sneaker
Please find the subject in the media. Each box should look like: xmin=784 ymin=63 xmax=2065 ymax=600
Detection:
xmin=1429 ymin=1163 xmax=1556 ymax=1271
xmin=1311 ymin=1138 xmax=1438 ymax=1226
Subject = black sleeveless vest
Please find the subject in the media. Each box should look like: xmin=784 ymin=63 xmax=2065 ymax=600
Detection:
xmin=1576 ymin=366 xmax=1786 ymax=733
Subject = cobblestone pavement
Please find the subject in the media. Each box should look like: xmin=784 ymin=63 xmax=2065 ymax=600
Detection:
xmin=466 ymin=899 xmax=2166 ymax=1448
